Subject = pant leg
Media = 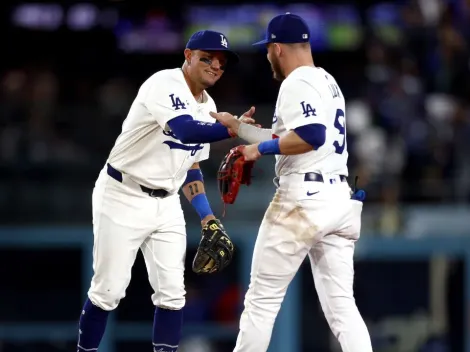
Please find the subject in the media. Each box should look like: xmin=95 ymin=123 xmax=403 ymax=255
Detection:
xmin=88 ymin=171 xmax=157 ymax=311
xmin=309 ymin=235 xmax=373 ymax=351
xmin=233 ymin=191 xmax=315 ymax=352
xmin=141 ymin=194 xmax=187 ymax=310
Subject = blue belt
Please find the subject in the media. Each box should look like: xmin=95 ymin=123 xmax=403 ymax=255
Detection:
xmin=106 ymin=163 xmax=169 ymax=198
xmin=304 ymin=172 xmax=347 ymax=183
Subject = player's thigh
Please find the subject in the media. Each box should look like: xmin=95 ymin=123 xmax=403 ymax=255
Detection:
xmin=90 ymin=175 xmax=154 ymax=291
xmin=141 ymin=206 xmax=187 ymax=308
xmin=335 ymin=199 xmax=363 ymax=240
xmin=308 ymin=234 xmax=356 ymax=317
xmin=248 ymin=196 xmax=315 ymax=301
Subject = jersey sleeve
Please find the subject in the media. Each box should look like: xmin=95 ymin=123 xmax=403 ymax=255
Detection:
xmin=195 ymin=98 xmax=217 ymax=163
xmin=142 ymin=74 xmax=193 ymax=130
xmin=278 ymin=79 xmax=327 ymax=131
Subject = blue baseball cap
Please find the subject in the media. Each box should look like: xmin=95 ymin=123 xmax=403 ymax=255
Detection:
xmin=253 ymin=13 xmax=310 ymax=46
xmin=186 ymin=30 xmax=239 ymax=64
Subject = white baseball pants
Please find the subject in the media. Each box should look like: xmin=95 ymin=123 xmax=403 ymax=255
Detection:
xmin=233 ymin=173 xmax=373 ymax=352
xmin=87 ymin=168 xmax=187 ymax=311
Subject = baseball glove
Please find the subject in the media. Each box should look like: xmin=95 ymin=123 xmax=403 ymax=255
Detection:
xmin=217 ymin=146 xmax=255 ymax=205
xmin=192 ymin=219 xmax=235 ymax=274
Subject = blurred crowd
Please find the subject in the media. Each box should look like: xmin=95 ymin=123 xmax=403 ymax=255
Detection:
xmin=347 ymin=1 xmax=470 ymax=206
xmin=0 ymin=0 xmax=469 ymax=227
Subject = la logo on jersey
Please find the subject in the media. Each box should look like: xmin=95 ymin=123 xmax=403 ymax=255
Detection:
xmin=169 ymin=94 xmax=186 ymax=110
xmin=300 ymin=101 xmax=316 ymax=117
xmin=220 ymin=34 xmax=228 ymax=48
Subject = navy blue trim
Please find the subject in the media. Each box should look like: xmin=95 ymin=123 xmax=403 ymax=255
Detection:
xmin=107 ymin=163 xmax=123 ymax=182
xmin=304 ymin=173 xmax=347 ymax=183
xmin=107 ymin=163 xmax=168 ymax=198
xmin=183 ymin=169 xmax=203 ymax=187
xmin=162 ymin=141 xmax=203 ymax=155
xmin=294 ymin=123 xmax=326 ymax=149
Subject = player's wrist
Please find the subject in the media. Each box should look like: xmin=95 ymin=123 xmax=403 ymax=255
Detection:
xmin=191 ymin=193 xmax=214 ymax=221
xmin=201 ymin=214 xmax=216 ymax=226
xmin=227 ymin=119 xmax=241 ymax=137
xmin=258 ymin=138 xmax=281 ymax=155
xmin=227 ymin=128 xmax=237 ymax=138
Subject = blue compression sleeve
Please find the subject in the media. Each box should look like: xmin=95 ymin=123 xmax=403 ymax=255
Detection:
xmin=293 ymin=124 xmax=326 ymax=149
xmin=184 ymin=169 xmax=213 ymax=220
xmin=258 ymin=138 xmax=281 ymax=155
xmin=191 ymin=194 xmax=214 ymax=220
xmin=183 ymin=168 xmax=203 ymax=186
xmin=167 ymin=114 xmax=231 ymax=144
xmin=257 ymin=124 xmax=326 ymax=155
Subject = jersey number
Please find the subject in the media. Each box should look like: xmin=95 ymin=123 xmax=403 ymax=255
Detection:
xmin=333 ymin=109 xmax=346 ymax=154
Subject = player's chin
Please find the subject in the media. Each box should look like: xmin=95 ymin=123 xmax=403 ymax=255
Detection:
xmin=273 ymin=72 xmax=282 ymax=81
xmin=201 ymin=74 xmax=220 ymax=87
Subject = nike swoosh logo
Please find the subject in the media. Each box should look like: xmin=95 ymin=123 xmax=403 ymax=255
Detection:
xmin=306 ymin=191 xmax=319 ymax=196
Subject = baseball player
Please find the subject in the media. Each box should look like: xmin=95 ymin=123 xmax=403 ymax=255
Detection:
xmin=210 ymin=14 xmax=373 ymax=352
xmin=77 ymin=30 xmax=255 ymax=352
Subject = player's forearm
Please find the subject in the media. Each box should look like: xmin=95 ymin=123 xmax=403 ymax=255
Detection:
xmin=257 ymin=124 xmax=326 ymax=156
xmin=238 ymin=122 xmax=273 ymax=144
xmin=168 ymin=115 xmax=232 ymax=144
xmin=182 ymin=167 xmax=215 ymax=224
xmin=278 ymin=131 xmax=314 ymax=155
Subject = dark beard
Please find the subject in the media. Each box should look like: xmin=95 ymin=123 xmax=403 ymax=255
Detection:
xmin=271 ymin=58 xmax=285 ymax=81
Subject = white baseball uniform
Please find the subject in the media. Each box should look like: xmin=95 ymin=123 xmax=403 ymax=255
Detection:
xmin=88 ymin=68 xmax=216 ymax=311
xmin=234 ymin=66 xmax=373 ymax=351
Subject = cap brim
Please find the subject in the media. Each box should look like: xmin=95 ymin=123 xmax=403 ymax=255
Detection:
xmin=224 ymin=50 xmax=239 ymax=64
xmin=197 ymin=48 xmax=239 ymax=65
xmin=252 ymin=39 xmax=270 ymax=46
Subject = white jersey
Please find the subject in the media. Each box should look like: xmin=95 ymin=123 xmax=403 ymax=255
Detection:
xmin=107 ymin=68 xmax=217 ymax=193
xmin=272 ymin=66 xmax=348 ymax=177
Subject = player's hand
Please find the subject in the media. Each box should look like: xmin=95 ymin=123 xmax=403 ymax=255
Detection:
xmin=201 ymin=214 xmax=216 ymax=227
xmin=193 ymin=218 xmax=234 ymax=274
xmin=241 ymin=143 xmax=262 ymax=161
xmin=239 ymin=106 xmax=256 ymax=125
xmin=210 ymin=111 xmax=238 ymax=126
xmin=210 ymin=111 xmax=241 ymax=135
xmin=210 ymin=107 xmax=259 ymax=136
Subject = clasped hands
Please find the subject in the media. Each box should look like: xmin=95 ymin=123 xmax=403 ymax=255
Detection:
xmin=210 ymin=107 xmax=262 ymax=161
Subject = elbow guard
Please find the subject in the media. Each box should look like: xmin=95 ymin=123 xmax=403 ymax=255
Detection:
xmin=294 ymin=123 xmax=326 ymax=149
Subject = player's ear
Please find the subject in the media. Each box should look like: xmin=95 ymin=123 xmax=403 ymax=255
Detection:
xmin=184 ymin=48 xmax=192 ymax=64
xmin=274 ymin=43 xmax=282 ymax=56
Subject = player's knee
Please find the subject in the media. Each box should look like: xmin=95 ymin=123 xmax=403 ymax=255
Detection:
xmin=239 ymin=305 xmax=277 ymax=328
xmin=245 ymin=292 xmax=283 ymax=320
xmin=324 ymin=297 xmax=359 ymax=336
xmin=88 ymin=288 xmax=124 ymax=311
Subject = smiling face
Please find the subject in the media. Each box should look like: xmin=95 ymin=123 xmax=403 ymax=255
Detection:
xmin=184 ymin=49 xmax=227 ymax=89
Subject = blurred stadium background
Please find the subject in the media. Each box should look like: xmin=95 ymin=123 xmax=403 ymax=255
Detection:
xmin=0 ymin=0 xmax=469 ymax=351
